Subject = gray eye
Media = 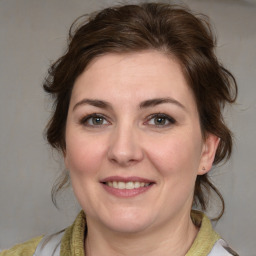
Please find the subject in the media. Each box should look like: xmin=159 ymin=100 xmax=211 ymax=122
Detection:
xmin=92 ymin=117 xmax=104 ymax=125
xmin=85 ymin=116 xmax=108 ymax=126
xmin=147 ymin=114 xmax=176 ymax=127
xmin=148 ymin=116 xmax=169 ymax=126
xmin=80 ymin=114 xmax=110 ymax=127
xmin=154 ymin=117 xmax=167 ymax=125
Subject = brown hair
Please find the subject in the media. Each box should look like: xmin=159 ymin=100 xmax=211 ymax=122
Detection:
xmin=44 ymin=2 xmax=237 ymax=219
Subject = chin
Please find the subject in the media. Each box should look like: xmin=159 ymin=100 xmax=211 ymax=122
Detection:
xmin=100 ymin=209 xmax=155 ymax=234
xmin=107 ymin=220 xmax=151 ymax=234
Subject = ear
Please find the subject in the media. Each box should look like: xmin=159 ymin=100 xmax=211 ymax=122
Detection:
xmin=198 ymin=133 xmax=220 ymax=175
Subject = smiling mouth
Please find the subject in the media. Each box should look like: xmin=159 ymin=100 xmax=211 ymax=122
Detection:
xmin=104 ymin=181 xmax=152 ymax=190
xmin=101 ymin=176 xmax=155 ymax=197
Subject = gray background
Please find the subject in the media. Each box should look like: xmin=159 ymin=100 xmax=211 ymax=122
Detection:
xmin=0 ymin=0 xmax=255 ymax=255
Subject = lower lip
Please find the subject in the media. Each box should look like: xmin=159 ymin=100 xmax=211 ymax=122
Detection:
xmin=102 ymin=183 xmax=154 ymax=198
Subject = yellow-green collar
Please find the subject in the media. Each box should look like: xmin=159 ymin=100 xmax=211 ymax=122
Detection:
xmin=61 ymin=210 xmax=220 ymax=256
xmin=186 ymin=210 xmax=220 ymax=256
xmin=61 ymin=211 xmax=86 ymax=256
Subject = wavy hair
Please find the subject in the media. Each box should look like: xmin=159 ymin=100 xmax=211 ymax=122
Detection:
xmin=44 ymin=3 xmax=237 ymax=220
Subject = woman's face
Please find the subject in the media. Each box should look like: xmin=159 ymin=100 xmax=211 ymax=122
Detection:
xmin=65 ymin=51 xmax=218 ymax=234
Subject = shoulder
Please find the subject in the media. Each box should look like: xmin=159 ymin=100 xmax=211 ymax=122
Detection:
xmin=0 ymin=211 xmax=85 ymax=256
xmin=209 ymin=239 xmax=239 ymax=256
xmin=0 ymin=236 xmax=43 ymax=256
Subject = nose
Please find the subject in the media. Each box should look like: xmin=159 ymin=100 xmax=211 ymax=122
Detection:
xmin=107 ymin=124 xmax=144 ymax=167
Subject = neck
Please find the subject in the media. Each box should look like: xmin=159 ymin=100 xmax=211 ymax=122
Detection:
xmin=85 ymin=212 xmax=198 ymax=256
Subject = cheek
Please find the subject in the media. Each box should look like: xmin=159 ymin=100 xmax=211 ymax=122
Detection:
xmin=65 ymin=134 xmax=106 ymax=176
xmin=144 ymin=131 xmax=203 ymax=179
xmin=141 ymin=134 xmax=203 ymax=218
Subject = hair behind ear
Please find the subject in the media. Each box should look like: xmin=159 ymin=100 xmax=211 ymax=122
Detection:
xmin=194 ymin=174 xmax=225 ymax=221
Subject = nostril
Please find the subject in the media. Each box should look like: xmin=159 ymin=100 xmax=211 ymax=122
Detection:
xmin=107 ymin=132 xmax=144 ymax=166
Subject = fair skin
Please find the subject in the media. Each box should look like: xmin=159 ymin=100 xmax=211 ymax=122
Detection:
xmin=64 ymin=51 xmax=219 ymax=256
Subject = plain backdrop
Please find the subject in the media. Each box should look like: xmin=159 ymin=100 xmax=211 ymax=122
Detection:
xmin=0 ymin=0 xmax=255 ymax=255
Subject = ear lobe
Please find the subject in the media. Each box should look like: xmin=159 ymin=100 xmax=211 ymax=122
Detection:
xmin=198 ymin=133 xmax=220 ymax=175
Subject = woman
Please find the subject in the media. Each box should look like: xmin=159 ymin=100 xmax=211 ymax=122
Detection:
xmin=1 ymin=2 xmax=238 ymax=256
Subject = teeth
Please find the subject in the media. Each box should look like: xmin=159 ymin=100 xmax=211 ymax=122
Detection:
xmin=118 ymin=182 xmax=126 ymax=189
xmin=106 ymin=181 xmax=150 ymax=189
xmin=107 ymin=181 xmax=113 ymax=187
xmin=126 ymin=182 xmax=134 ymax=189
xmin=134 ymin=181 xmax=140 ymax=188
xmin=113 ymin=181 xmax=118 ymax=188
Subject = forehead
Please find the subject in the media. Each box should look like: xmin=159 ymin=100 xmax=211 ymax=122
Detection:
xmin=71 ymin=51 xmax=196 ymax=110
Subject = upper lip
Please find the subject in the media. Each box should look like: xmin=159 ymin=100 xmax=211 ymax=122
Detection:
xmin=101 ymin=176 xmax=155 ymax=183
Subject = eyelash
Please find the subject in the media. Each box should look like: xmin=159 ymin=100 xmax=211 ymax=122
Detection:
xmin=145 ymin=113 xmax=176 ymax=128
xmin=79 ymin=113 xmax=176 ymax=128
xmin=79 ymin=113 xmax=110 ymax=127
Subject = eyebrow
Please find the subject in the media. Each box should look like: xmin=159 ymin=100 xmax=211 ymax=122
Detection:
xmin=73 ymin=97 xmax=186 ymax=111
xmin=139 ymin=97 xmax=186 ymax=110
xmin=73 ymin=99 xmax=112 ymax=111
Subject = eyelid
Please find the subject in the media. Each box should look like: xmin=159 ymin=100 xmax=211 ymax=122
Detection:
xmin=79 ymin=112 xmax=176 ymax=128
xmin=145 ymin=113 xmax=176 ymax=127
xmin=79 ymin=113 xmax=111 ymax=127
